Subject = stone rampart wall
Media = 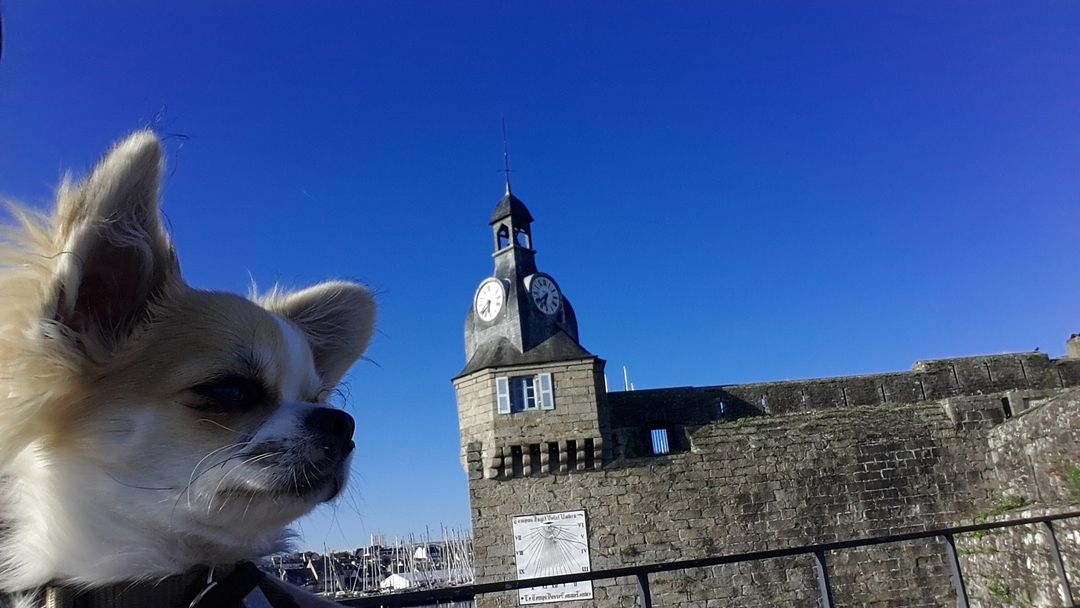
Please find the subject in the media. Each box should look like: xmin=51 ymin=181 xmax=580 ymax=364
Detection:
xmin=470 ymin=389 xmax=1080 ymax=608
xmin=955 ymin=390 xmax=1080 ymax=607
xmin=607 ymin=353 xmax=1080 ymax=426
xmin=463 ymin=344 xmax=1080 ymax=608
xmin=471 ymin=401 xmax=994 ymax=607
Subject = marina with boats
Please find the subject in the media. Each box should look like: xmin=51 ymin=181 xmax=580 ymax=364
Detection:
xmin=262 ymin=527 xmax=475 ymax=602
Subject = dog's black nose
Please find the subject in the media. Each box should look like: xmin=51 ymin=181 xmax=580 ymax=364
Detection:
xmin=305 ymin=408 xmax=355 ymax=453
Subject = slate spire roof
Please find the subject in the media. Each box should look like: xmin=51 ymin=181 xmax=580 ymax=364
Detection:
xmin=489 ymin=191 xmax=534 ymax=225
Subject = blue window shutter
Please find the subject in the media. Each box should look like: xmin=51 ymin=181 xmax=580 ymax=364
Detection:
xmin=650 ymin=428 xmax=670 ymax=454
xmin=538 ymin=373 xmax=555 ymax=410
xmin=496 ymin=377 xmax=511 ymax=414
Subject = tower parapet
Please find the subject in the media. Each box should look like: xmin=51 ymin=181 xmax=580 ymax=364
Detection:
xmin=1066 ymin=333 xmax=1080 ymax=359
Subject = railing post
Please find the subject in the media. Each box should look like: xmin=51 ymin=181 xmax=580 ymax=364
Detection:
xmin=1043 ymin=521 xmax=1074 ymax=605
xmin=941 ymin=534 xmax=970 ymax=608
xmin=637 ymin=572 xmax=653 ymax=608
xmin=813 ymin=550 xmax=836 ymax=608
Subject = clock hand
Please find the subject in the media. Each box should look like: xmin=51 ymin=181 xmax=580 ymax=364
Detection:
xmin=481 ymin=301 xmax=490 ymax=315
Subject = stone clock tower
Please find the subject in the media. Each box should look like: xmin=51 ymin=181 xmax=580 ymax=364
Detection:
xmin=454 ymin=184 xmax=606 ymax=481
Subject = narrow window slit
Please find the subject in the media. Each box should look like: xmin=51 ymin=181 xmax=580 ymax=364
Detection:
xmin=511 ymin=445 xmax=524 ymax=478
xmin=529 ymin=444 xmax=542 ymax=475
xmin=548 ymin=442 xmax=560 ymax=474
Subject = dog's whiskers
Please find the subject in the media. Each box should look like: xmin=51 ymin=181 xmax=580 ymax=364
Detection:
xmin=242 ymin=463 xmax=277 ymax=521
xmin=171 ymin=441 xmax=251 ymax=517
xmin=209 ymin=451 xmax=282 ymax=515
xmin=105 ymin=471 xmax=176 ymax=492
xmin=196 ymin=418 xmax=245 ymax=435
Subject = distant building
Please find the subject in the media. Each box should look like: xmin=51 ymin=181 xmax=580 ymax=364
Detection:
xmin=454 ymin=185 xmax=1080 ymax=607
xmin=380 ymin=570 xmax=451 ymax=591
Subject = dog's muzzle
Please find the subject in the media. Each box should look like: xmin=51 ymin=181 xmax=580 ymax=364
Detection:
xmin=300 ymin=407 xmax=354 ymax=500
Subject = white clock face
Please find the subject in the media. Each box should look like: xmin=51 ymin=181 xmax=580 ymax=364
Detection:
xmin=529 ymin=275 xmax=561 ymax=315
xmin=474 ymin=279 xmax=505 ymax=322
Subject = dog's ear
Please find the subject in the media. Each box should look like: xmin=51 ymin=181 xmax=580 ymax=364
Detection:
xmin=265 ymin=281 xmax=375 ymax=387
xmin=47 ymin=131 xmax=178 ymax=356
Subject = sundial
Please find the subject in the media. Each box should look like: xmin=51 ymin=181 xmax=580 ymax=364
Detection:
xmin=512 ymin=510 xmax=593 ymax=604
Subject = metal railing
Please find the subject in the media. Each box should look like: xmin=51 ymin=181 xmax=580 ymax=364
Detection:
xmin=340 ymin=510 xmax=1080 ymax=608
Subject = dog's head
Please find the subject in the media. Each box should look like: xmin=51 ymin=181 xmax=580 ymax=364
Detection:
xmin=0 ymin=132 xmax=375 ymax=584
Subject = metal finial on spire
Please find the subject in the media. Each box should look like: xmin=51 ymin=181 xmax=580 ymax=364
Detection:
xmin=502 ymin=117 xmax=512 ymax=195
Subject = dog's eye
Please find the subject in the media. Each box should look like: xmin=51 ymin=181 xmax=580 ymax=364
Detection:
xmin=191 ymin=376 xmax=267 ymax=412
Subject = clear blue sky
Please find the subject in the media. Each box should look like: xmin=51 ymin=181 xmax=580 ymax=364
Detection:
xmin=1 ymin=2 xmax=1078 ymax=551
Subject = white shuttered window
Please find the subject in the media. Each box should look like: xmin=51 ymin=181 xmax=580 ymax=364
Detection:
xmin=538 ymin=373 xmax=555 ymax=410
xmin=495 ymin=373 xmax=555 ymax=414
xmin=496 ymin=377 xmax=511 ymax=414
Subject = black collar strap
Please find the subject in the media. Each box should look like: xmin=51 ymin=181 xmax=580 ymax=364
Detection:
xmin=39 ymin=561 xmax=295 ymax=608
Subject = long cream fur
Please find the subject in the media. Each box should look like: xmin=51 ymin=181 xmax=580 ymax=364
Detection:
xmin=0 ymin=132 xmax=375 ymax=604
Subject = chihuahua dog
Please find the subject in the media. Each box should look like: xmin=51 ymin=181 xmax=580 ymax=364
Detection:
xmin=0 ymin=132 xmax=375 ymax=606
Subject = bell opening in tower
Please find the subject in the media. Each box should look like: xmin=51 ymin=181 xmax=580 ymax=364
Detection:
xmin=514 ymin=227 xmax=531 ymax=249
xmin=496 ymin=224 xmax=510 ymax=250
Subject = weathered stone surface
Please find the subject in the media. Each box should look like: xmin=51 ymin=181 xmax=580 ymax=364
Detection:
xmin=470 ymin=404 xmax=977 ymax=607
xmin=456 ymin=358 xmax=606 ymax=478
xmin=457 ymin=349 xmax=1080 ymax=608
xmin=950 ymin=390 xmax=1080 ymax=608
